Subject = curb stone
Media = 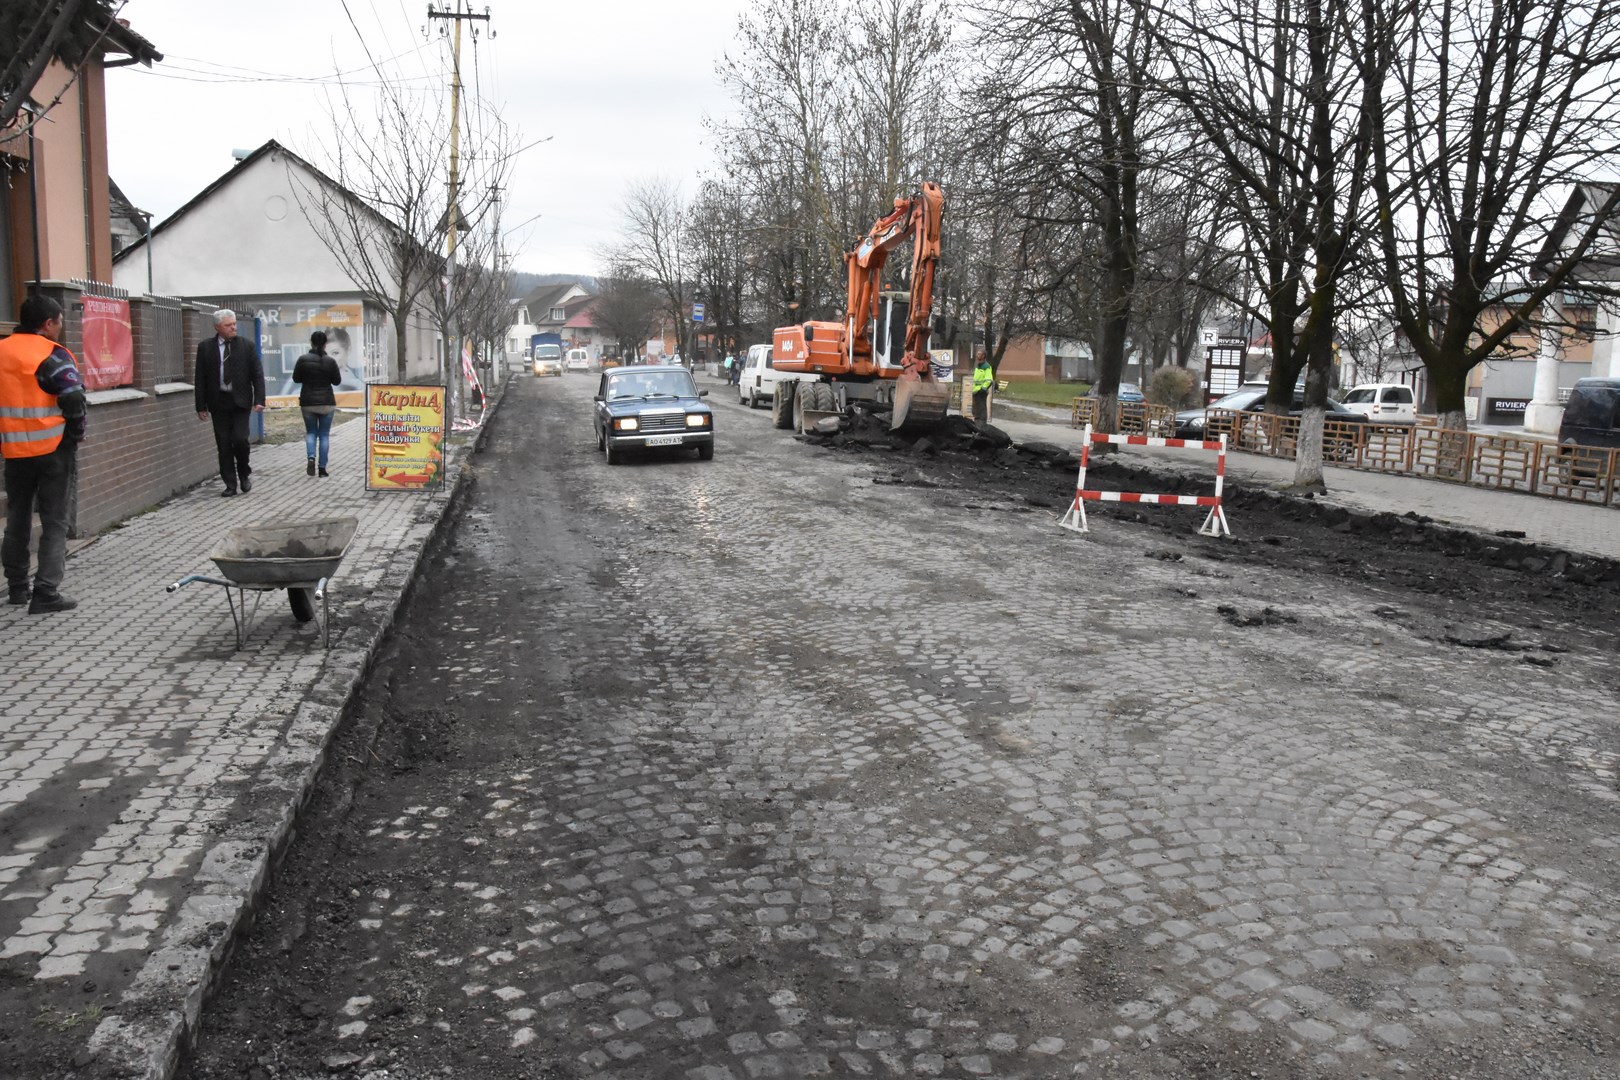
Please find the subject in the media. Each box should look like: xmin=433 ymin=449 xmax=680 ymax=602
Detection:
xmin=76 ymin=381 xmax=508 ymax=1080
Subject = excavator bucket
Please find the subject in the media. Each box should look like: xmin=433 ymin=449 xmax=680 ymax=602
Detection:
xmin=891 ymin=379 xmax=952 ymax=434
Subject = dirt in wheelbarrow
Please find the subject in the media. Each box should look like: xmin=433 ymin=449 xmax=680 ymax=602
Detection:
xmin=806 ymin=410 xmax=1620 ymax=632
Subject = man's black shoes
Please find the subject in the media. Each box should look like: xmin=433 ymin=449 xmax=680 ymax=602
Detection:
xmin=221 ymin=487 xmax=237 ymax=497
xmin=8 ymin=584 xmax=29 ymax=606
xmin=241 ymin=476 xmax=253 ymax=494
xmin=28 ymin=592 xmax=76 ymax=614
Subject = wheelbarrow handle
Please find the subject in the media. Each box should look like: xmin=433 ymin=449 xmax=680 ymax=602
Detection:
xmin=166 ymin=573 xmax=233 ymax=593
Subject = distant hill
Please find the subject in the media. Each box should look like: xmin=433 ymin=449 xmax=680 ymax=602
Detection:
xmin=512 ymin=271 xmax=598 ymax=297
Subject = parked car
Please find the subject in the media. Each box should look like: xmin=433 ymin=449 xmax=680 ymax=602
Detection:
xmin=1174 ymin=384 xmax=1269 ymax=439
xmin=1086 ymin=382 xmax=1146 ymax=403
xmin=1340 ymin=382 xmax=1418 ymax=422
xmin=1176 ymin=385 xmax=1368 ymax=441
xmin=1554 ymin=378 xmax=1620 ymax=480
xmin=532 ymin=353 xmax=563 ymax=377
xmin=593 ymin=364 xmax=714 ymax=464
xmin=565 ymin=348 xmax=591 ymax=373
xmin=737 ymin=342 xmax=813 ymax=407
xmin=1558 ymin=378 xmax=1620 ymax=449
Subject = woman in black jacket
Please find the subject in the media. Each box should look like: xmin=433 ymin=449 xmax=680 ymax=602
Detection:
xmin=292 ymin=331 xmax=343 ymax=477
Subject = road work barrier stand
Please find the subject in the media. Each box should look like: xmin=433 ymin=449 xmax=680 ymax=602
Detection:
xmin=1058 ymin=424 xmax=1233 ymax=538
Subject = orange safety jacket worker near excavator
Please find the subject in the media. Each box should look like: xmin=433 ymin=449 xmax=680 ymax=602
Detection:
xmin=0 ymin=294 xmax=87 ymax=614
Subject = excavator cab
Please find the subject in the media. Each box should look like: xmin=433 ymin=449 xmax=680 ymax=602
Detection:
xmin=874 ymin=292 xmax=951 ymax=431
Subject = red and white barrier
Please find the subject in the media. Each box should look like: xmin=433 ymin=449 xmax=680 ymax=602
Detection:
xmin=1058 ymin=424 xmax=1232 ymax=537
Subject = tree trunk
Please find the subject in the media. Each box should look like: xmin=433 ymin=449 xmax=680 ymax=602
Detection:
xmin=1292 ymin=406 xmax=1325 ymax=490
xmin=1428 ymin=357 xmax=1470 ymax=432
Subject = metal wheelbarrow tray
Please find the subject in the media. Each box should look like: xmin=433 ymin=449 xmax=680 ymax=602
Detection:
xmin=167 ymin=516 xmax=359 ymax=649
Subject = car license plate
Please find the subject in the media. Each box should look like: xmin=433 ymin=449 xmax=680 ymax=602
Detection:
xmin=645 ymin=435 xmax=683 ymax=446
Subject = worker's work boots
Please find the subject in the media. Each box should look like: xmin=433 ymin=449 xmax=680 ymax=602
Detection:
xmin=28 ymin=592 xmax=77 ymax=615
xmin=7 ymin=583 xmax=29 ymax=606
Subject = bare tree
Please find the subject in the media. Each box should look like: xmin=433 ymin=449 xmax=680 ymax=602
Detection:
xmin=594 ymin=272 xmax=661 ymax=359
xmin=1153 ymin=0 xmax=1392 ymax=488
xmin=688 ymin=179 xmax=750 ymax=356
xmin=1365 ymin=0 xmax=1620 ymax=430
xmin=716 ymin=0 xmax=851 ymax=322
xmin=609 ymin=178 xmax=695 ymax=363
xmin=291 ymin=82 xmax=452 ymax=383
xmin=970 ymin=0 xmax=1181 ymax=431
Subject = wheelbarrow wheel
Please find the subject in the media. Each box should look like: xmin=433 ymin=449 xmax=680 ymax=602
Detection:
xmin=288 ymin=587 xmax=317 ymax=623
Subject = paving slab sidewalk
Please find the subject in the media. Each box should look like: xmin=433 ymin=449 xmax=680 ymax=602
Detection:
xmin=0 ymin=395 xmax=497 ymax=1079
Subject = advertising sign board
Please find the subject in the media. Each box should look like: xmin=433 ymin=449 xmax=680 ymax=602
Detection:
xmin=366 ymin=384 xmax=447 ymax=491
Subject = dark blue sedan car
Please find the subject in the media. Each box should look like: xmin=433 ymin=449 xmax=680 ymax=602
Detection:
xmin=593 ymin=364 xmax=715 ymax=464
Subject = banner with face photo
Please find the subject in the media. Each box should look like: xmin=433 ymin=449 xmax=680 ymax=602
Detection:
xmin=251 ymin=301 xmax=370 ymax=406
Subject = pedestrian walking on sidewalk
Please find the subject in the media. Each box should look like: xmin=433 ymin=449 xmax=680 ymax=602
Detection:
xmin=294 ymin=331 xmax=342 ymax=477
xmin=195 ymin=309 xmax=266 ymax=497
xmin=972 ymin=352 xmax=994 ymax=424
xmin=1 ymin=295 xmax=87 ymax=614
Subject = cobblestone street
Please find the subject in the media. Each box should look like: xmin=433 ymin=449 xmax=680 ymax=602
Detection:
xmin=183 ymin=373 xmax=1620 ymax=1080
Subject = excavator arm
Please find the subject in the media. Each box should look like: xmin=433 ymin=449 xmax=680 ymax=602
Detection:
xmin=772 ymin=182 xmax=951 ymax=432
xmin=846 ymin=182 xmax=944 ymax=381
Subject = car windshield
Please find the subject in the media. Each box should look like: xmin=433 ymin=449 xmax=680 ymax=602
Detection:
xmin=1208 ymin=387 xmax=1266 ymax=410
xmin=608 ymin=371 xmax=698 ymax=400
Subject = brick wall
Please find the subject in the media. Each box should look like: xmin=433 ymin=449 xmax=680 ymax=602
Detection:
xmin=14 ymin=283 xmax=222 ymax=536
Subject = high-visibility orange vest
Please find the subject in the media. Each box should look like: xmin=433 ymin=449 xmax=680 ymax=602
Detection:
xmin=0 ymin=333 xmax=68 ymax=459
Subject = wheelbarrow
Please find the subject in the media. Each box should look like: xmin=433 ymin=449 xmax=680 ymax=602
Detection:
xmin=166 ymin=517 xmax=359 ymax=650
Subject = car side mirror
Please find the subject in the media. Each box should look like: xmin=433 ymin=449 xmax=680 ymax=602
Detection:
xmin=698 ymin=390 xmax=709 ymax=398
xmin=592 ymin=394 xmax=602 ymax=402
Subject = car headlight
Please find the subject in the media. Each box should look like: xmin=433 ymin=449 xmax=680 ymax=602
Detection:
xmin=686 ymin=414 xmax=709 ymax=428
xmin=1185 ymin=415 xmax=1204 ymax=429
xmin=615 ymin=417 xmax=639 ymax=431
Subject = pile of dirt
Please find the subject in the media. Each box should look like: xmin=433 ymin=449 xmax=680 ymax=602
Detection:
xmin=804 ymin=411 xmax=1620 ymax=624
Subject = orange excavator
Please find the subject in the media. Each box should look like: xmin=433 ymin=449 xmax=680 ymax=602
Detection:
xmin=770 ymin=182 xmax=952 ymax=433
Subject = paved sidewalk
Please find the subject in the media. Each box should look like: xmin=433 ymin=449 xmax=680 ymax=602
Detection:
xmin=0 ymin=403 xmax=491 ymax=1078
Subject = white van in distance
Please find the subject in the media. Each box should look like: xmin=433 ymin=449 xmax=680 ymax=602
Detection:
xmin=1340 ymin=382 xmax=1417 ymax=423
xmin=737 ymin=342 xmax=814 ymax=407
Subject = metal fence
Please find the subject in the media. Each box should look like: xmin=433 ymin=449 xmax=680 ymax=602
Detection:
xmin=1205 ymin=409 xmax=1619 ymax=507
xmin=145 ymin=293 xmax=190 ymax=386
xmin=1070 ymin=398 xmax=1176 ymax=437
xmin=69 ymin=277 xmax=127 ymax=300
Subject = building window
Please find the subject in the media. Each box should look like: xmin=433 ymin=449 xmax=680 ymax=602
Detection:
xmin=550 ymin=306 xmax=565 ymax=321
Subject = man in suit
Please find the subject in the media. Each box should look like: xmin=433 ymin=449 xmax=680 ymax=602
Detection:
xmin=194 ymin=309 xmax=266 ymax=497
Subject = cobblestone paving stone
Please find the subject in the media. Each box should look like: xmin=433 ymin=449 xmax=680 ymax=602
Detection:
xmin=206 ymin=376 xmax=1620 ymax=1079
xmin=0 ymin=413 xmax=472 ymax=1076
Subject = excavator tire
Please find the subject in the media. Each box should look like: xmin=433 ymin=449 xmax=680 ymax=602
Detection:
xmin=808 ymin=383 xmax=837 ymax=412
xmin=891 ymin=380 xmax=952 ymax=434
xmin=773 ymin=381 xmax=791 ymax=427
xmin=772 ymin=381 xmax=797 ymax=430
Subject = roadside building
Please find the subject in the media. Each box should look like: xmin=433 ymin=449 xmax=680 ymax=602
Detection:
xmin=0 ymin=12 xmax=161 ymax=322
xmin=112 ymin=139 xmax=439 ymax=406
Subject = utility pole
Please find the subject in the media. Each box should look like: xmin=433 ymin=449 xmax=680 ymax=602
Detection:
xmin=427 ymin=2 xmax=491 ymax=420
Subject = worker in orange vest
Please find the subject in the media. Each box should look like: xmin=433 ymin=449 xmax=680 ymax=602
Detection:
xmin=0 ymin=295 xmax=87 ymax=614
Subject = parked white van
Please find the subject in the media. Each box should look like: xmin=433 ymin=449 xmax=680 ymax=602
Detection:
xmin=737 ymin=342 xmax=813 ymax=407
xmin=1340 ymin=382 xmax=1417 ymax=423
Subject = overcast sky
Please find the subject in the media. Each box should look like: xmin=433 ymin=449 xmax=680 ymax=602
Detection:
xmin=106 ymin=0 xmax=750 ymax=278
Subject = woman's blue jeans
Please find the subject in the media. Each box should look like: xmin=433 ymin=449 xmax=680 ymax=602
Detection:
xmin=302 ymin=410 xmax=334 ymax=467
